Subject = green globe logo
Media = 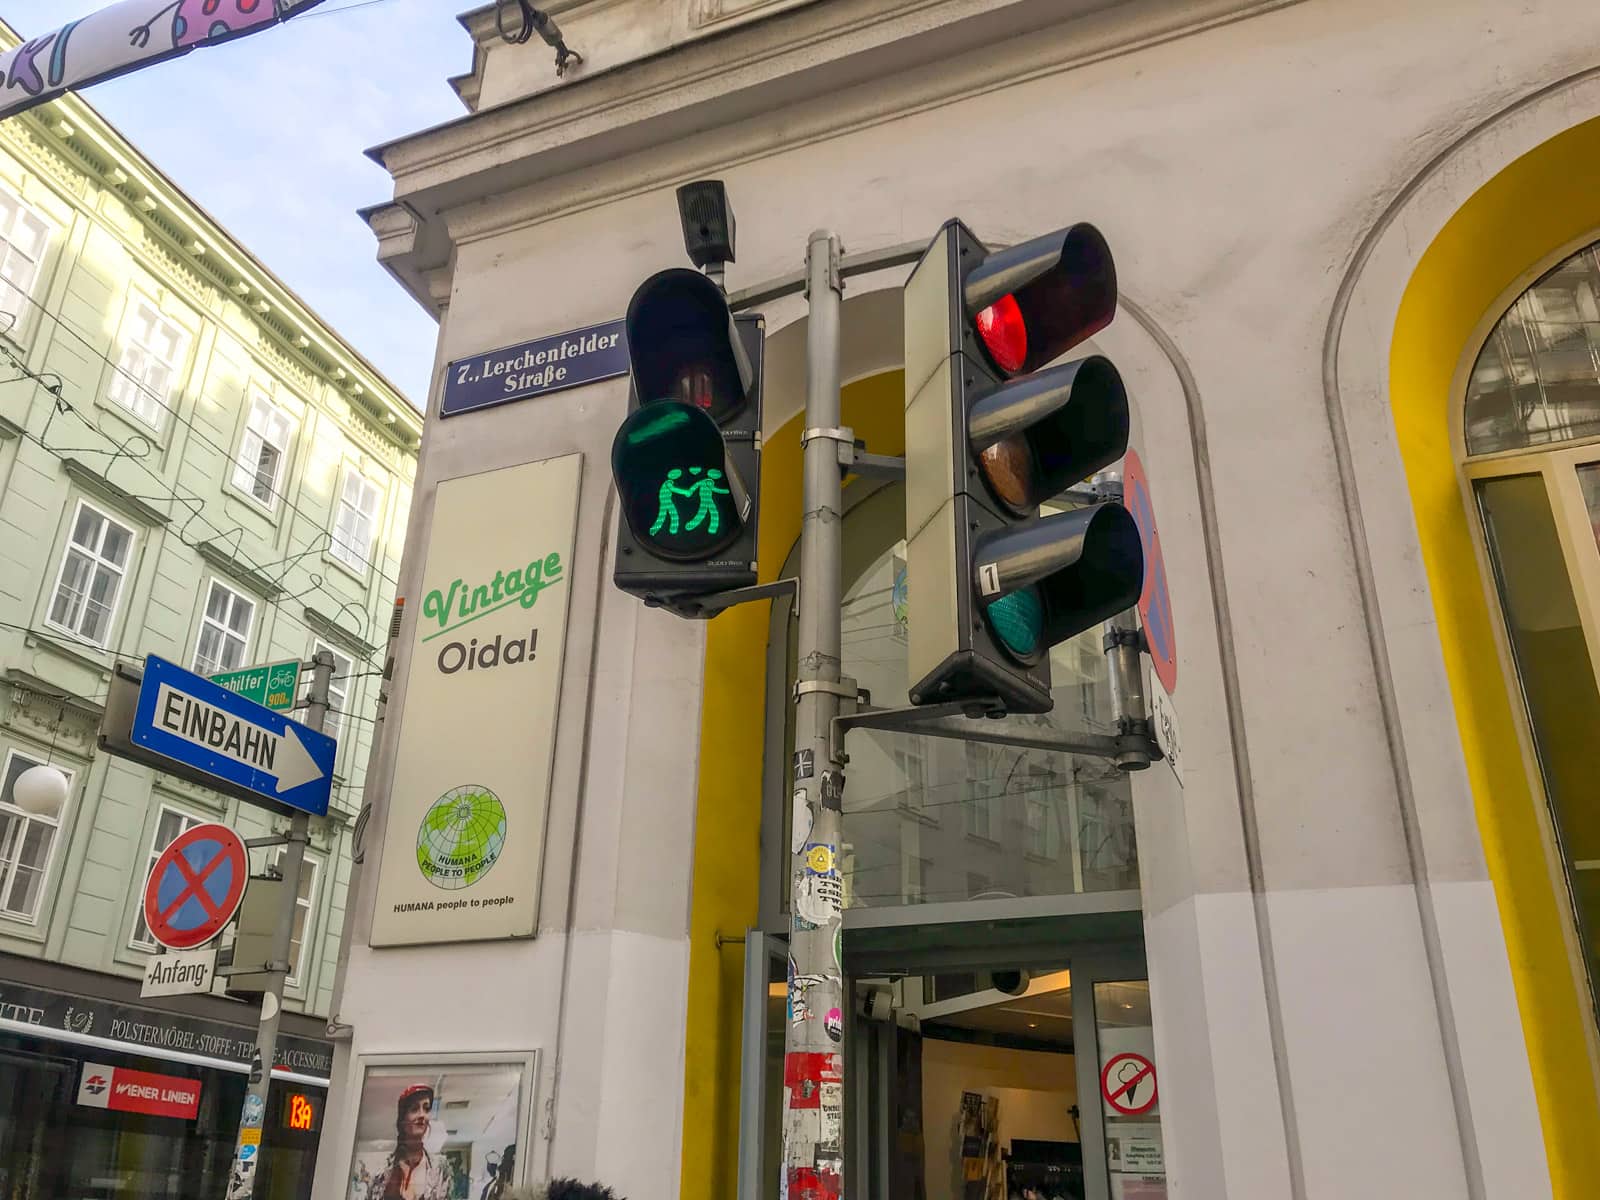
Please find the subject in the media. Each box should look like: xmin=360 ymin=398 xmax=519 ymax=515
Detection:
xmin=416 ymin=785 xmax=507 ymax=890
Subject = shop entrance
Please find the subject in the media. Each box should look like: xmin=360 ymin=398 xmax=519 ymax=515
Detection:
xmin=741 ymin=925 xmax=1160 ymax=1200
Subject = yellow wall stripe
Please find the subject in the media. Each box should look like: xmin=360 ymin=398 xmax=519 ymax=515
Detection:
xmin=679 ymin=370 xmax=906 ymax=1197
xmin=1389 ymin=115 xmax=1600 ymax=1194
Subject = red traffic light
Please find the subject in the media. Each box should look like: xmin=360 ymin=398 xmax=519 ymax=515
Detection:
xmin=965 ymin=224 xmax=1116 ymax=376
xmin=975 ymin=293 xmax=1028 ymax=374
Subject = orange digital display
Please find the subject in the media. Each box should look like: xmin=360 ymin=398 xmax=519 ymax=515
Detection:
xmin=284 ymin=1092 xmax=318 ymax=1132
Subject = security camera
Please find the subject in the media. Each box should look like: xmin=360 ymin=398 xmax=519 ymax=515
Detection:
xmin=858 ymin=985 xmax=894 ymax=1022
xmin=983 ymin=969 xmax=1032 ymax=997
xmin=676 ymin=180 xmax=736 ymax=288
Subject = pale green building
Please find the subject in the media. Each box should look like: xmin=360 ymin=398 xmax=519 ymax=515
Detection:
xmin=0 ymin=26 xmax=420 ymax=1188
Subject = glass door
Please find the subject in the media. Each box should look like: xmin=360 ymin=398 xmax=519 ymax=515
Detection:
xmin=1470 ymin=443 xmax=1600 ymax=1027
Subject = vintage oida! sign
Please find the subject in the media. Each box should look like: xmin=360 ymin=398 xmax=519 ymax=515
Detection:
xmin=369 ymin=454 xmax=581 ymax=945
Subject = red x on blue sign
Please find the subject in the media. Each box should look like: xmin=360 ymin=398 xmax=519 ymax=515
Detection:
xmin=142 ymin=823 xmax=248 ymax=950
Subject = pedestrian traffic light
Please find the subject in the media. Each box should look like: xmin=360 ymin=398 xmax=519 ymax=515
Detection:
xmin=903 ymin=219 xmax=1144 ymax=714
xmin=612 ymin=268 xmax=764 ymax=607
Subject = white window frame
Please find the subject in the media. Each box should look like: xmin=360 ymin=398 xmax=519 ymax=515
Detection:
xmin=192 ymin=579 xmax=256 ymax=676
xmin=0 ymin=749 xmax=74 ymax=925
xmin=106 ymin=295 xmax=188 ymax=429
xmin=44 ymin=500 xmax=136 ymax=647
xmin=0 ymin=189 xmax=50 ymax=331
xmin=231 ymin=389 xmax=294 ymax=511
xmin=312 ymin=641 xmax=353 ymax=755
xmin=272 ymin=848 xmax=320 ymax=987
xmin=329 ymin=465 xmax=383 ymax=574
xmin=128 ymin=804 xmax=206 ymax=949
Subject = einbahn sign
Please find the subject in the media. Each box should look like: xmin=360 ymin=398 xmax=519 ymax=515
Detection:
xmin=100 ymin=657 xmax=336 ymax=818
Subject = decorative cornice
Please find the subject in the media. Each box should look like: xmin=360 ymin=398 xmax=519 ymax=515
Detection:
xmin=368 ymin=0 xmax=1304 ymax=308
xmin=0 ymin=26 xmax=424 ymax=441
xmin=303 ymin=607 xmax=378 ymax=659
xmin=60 ymin=457 xmax=172 ymax=528
xmin=195 ymin=539 xmax=286 ymax=600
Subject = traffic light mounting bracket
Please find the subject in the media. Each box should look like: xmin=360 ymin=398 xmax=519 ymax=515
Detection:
xmin=830 ymin=699 xmax=1161 ymax=769
xmin=650 ymin=575 xmax=797 ymax=621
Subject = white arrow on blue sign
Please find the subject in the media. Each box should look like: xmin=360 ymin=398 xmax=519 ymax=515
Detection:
xmin=130 ymin=656 xmax=336 ymax=817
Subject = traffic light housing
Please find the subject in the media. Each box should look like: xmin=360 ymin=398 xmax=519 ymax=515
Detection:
xmin=612 ymin=268 xmax=764 ymax=605
xmin=903 ymin=219 xmax=1144 ymax=714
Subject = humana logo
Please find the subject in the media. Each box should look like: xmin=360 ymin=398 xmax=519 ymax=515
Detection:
xmin=421 ymin=552 xmax=565 ymax=644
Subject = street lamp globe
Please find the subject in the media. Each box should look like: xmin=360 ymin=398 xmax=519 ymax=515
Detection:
xmin=12 ymin=764 xmax=68 ymax=816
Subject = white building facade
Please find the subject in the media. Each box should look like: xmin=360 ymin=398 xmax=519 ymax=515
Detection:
xmin=314 ymin=2 xmax=1600 ymax=1198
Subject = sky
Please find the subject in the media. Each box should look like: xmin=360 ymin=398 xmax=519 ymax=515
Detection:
xmin=1 ymin=0 xmax=474 ymax=408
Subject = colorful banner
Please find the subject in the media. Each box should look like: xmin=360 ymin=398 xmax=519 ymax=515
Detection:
xmin=0 ymin=1 xmax=325 ymax=120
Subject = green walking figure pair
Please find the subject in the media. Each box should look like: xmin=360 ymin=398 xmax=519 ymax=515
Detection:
xmin=651 ymin=466 xmax=730 ymax=537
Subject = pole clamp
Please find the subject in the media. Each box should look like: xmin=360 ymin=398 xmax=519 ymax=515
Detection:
xmin=803 ymin=232 xmax=845 ymax=298
xmin=1103 ymin=626 xmax=1145 ymax=653
xmin=795 ymin=679 xmax=858 ymax=701
xmin=801 ymin=425 xmax=853 ymax=449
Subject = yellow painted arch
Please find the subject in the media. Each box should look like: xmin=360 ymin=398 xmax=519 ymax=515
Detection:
xmin=1390 ymin=116 xmax=1600 ymax=1192
xmin=679 ymin=370 xmax=906 ymax=1198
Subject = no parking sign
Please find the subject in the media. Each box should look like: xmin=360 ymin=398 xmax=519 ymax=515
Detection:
xmin=141 ymin=823 xmax=248 ymax=950
xmin=1124 ymin=449 xmax=1176 ymax=696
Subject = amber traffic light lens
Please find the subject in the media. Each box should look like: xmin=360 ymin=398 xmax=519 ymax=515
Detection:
xmin=978 ymin=435 xmax=1039 ymax=515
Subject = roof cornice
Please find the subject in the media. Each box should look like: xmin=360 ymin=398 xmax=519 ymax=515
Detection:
xmin=0 ymin=21 xmax=425 ymax=444
xmin=364 ymin=0 xmax=1304 ymax=313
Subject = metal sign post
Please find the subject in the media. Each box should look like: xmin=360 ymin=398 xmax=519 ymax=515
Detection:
xmin=780 ymin=230 xmax=849 ymax=1200
xmin=223 ymin=649 xmax=333 ymax=1200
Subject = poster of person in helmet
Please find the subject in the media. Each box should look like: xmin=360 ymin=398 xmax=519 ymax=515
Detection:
xmin=347 ymin=1063 xmax=529 ymax=1200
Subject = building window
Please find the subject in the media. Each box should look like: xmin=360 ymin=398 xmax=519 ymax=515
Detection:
xmin=1465 ymin=236 xmax=1600 ymax=1034
xmin=193 ymin=580 xmax=255 ymax=676
xmin=232 ymin=391 xmax=293 ymax=509
xmin=0 ymin=751 xmax=72 ymax=923
xmin=129 ymin=806 xmax=203 ymax=948
xmin=963 ymin=742 xmax=1002 ymax=840
xmin=0 ymin=191 xmax=48 ymax=328
xmin=46 ymin=502 xmax=134 ymax=646
xmin=107 ymin=298 xmax=187 ymax=428
xmin=271 ymin=849 xmax=319 ymax=986
xmin=312 ymin=641 xmax=353 ymax=750
xmin=893 ymin=747 xmax=927 ymax=811
xmin=330 ymin=467 xmax=382 ymax=573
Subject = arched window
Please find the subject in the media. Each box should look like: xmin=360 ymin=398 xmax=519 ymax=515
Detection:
xmin=1465 ymin=239 xmax=1600 ymax=1029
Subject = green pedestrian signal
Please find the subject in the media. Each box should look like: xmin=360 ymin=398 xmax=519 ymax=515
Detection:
xmin=611 ymin=268 xmax=765 ymax=606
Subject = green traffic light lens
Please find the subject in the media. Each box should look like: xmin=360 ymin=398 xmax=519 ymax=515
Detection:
xmin=985 ymin=585 xmax=1044 ymax=662
xmin=612 ymin=400 xmax=745 ymax=562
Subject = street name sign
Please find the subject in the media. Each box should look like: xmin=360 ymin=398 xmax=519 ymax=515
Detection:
xmin=141 ymin=947 xmax=221 ymax=998
xmin=440 ymin=319 xmax=628 ymax=418
xmin=100 ymin=656 xmax=335 ymax=818
xmin=209 ymin=659 xmax=300 ymax=713
xmin=141 ymin=822 xmax=248 ymax=950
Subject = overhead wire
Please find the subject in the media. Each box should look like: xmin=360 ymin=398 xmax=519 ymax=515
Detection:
xmin=0 ymin=285 xmax=408 ymax=595
xmin=0 ymin=329 xmax=393 ymax=663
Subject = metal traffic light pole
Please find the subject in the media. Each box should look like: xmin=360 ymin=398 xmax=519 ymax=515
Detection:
xmin=780 ymin=229 xmax=851 ymax=1200
xmin=223 ymin=648 xmax=334 ymax=1200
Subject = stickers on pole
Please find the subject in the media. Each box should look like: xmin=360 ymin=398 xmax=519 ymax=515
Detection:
xmin=783 ymin=1051 xmax=843 ymax=1199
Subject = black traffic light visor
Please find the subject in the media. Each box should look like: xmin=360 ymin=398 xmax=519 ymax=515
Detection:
xmin=611 ymin=400 xmax=750 ymax=561
xmin=968 ymin=355 xmax=1129 ymax=513
xmin=963 ymin=224 xmax=1117 ymax=375
xmin=975 ymin=503 xmax=1144 ymax=659
xmin=625 ymin=268 xmax=754 ymax=423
